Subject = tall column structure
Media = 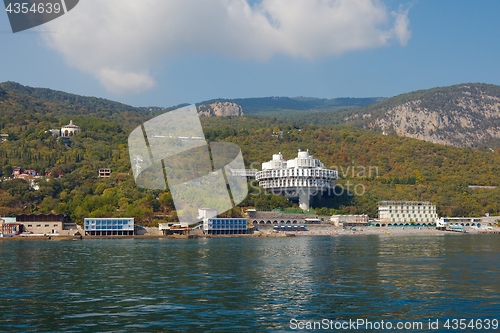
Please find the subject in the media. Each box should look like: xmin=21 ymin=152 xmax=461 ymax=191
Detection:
xmin=255 ymin=150 xmax=338 ymax=210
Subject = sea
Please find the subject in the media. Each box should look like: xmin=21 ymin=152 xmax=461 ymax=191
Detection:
xmin=0 ymin=234 xmax=499 ymax=332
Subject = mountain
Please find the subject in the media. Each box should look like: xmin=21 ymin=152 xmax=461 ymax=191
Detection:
xmin=199 ymin=96 xmax=385 ymax=116
xmin=0 ymin=81 xmax=383 ymax=125
xmin=347 ymin=83 xmax=500 ymax=148
xmin=198 ymin=101 xmax=244 ymax=117
xmin=0 ymin=81 xmax=155 ymax=132
xmin=2 ymin=81 xmax=500 ymax=221
xmin=5 ymin=81 xmax=500 ymax=149
xmin=231 ymin=96 xmax=385 ymax=114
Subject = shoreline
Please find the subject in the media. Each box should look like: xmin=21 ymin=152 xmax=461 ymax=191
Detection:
xmin=1 ymin=226 xmax=499 ymax=241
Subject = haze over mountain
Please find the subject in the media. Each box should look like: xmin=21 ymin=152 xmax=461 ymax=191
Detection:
xmin=200 ymin=96 xmax=385 ymax=115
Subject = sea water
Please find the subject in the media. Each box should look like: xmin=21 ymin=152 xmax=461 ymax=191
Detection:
xmin=0 ymin=235 xmax=499 ymax=332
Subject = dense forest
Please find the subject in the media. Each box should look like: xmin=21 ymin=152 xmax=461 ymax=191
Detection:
xmin=0 ymin=81 xmax=157 ymax=132
xmin=201 ymin=116 xmax=500 ymax=218
xmin=1 ymin=82 xmax=500 ymax=225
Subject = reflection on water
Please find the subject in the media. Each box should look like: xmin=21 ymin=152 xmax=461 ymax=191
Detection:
xmin=0 ymin=235 xmax=499 ymax=332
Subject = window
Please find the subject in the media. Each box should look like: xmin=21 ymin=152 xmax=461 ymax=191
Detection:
xmin=28 ymin=224 xmax=32 ymax=227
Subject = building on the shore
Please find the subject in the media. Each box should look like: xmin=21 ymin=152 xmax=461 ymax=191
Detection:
xmin=255 ymin=150 xmax=338 ymax=210
xmin=437 ymin=217 xmax=485 ymax=230
xmin=0 ymin=217 xmax=22 ymax=237
xmin=158 ymin=223 xmax=191 ymax=236
xmin=246 ymin=209 xmax=330 ymax=226
xmin=330 ymin=214 xmax=369 ymax=227
xmin=15 ymin=213 xmax=77 ymax=235
xmin=199 ymin=208 xmax=249 ymax=235
xmin=83 ymin=218 xmax=134 ymax=236
xmin=0 ymin=223 xmax=22 ymax=236
xmin=378 ymin=201 xmax=437 ymax=225
xmin=204 ymin=217 xmax=249 ymax=235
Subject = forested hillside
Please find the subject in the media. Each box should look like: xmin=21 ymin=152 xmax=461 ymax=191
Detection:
xmin=201 ymin=117 xmax=500 ymax=218
xmin=1 ymin=82 xmax=500 ymax=224
xmin=1 ymin=113 xmax=500 ymax=223
xmin=0 ymin=81 xmax=155 ymax=132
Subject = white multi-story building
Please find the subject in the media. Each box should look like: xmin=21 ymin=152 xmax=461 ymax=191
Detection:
xmin=84 ymin=218 xmax=134 ymax=236
xmin=198 ymin=208 xmax=249 ymax=235
xmin=378 ymin=201 xmax=437 ymax=224
xmin=255 ymin=150 xmax=338 ymax=210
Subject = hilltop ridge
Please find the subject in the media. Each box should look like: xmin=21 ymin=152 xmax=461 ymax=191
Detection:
xmin=4 ymin=81 xmax=500 ymax=148
xmin=348 ymin=83 xmax=500 ymax=148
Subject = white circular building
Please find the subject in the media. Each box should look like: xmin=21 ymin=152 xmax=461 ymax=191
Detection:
xmin=61 ymin=120 xmax=80 ymax=137
xmin=255 ymin=150 xmax=338 ymax=210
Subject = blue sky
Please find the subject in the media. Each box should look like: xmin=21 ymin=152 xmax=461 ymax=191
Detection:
xmin=1 ymin=0 xmax=500 ymax=108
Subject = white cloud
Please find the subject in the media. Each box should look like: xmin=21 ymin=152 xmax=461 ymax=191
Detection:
xmin=392 ymin=7 xmax=411 ymax=46
xmin=43 ymin=0 xmax=411 ymax=94
xmin=97 ymin=69 xmax=156 ymax=94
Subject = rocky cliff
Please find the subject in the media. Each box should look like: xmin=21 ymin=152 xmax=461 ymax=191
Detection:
xmin=198 ymin=101 xmax=244 ymax=117
xmin=352 ymin=83 xmax=500 ymax=148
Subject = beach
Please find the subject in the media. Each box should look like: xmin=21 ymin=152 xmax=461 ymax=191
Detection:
xmin=252 ymin=225 xmax=500 ymax=237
